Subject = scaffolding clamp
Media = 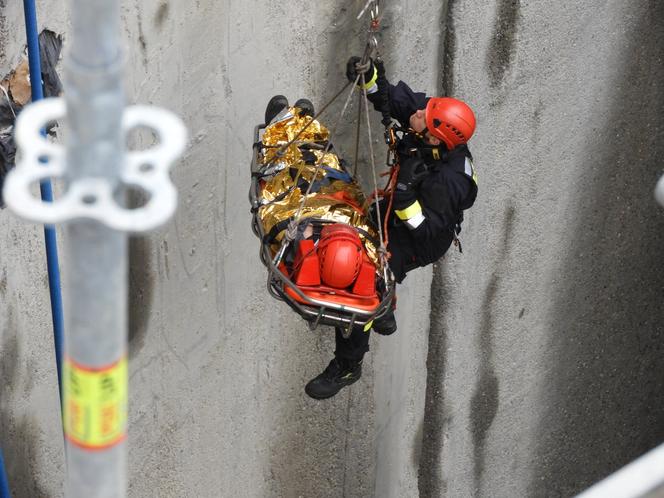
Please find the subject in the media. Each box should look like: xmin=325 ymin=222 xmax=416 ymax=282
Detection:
xmin=3 ymin=97 xmax=187 ymax=233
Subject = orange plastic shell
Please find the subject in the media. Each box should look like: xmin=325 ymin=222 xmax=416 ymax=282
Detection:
xmin=293 ymin=240 xmax=321 ymax=286
xmin=351 ymin=254 xmax=376 ymax=297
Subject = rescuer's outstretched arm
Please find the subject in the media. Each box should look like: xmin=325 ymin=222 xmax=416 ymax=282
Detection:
xmin=346 ymin=57 xmax=428 ymax=127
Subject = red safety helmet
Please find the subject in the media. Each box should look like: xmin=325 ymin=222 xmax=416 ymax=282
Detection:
xmin=318 ymin=224 xmax=363 ymax=289
xmin=425 ymin=97 xmax=476 ymax=150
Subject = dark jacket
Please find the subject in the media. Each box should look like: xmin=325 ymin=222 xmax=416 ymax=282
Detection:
xmin=368 ymin=80 xmax=477 ymax=282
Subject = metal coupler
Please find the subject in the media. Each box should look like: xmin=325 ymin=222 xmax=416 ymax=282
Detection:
xmin=3 ymin=97 xmax=187 ymax=232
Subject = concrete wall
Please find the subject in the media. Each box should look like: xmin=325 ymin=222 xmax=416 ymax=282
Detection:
xmin=423 ymin=1 xmax=664 ymax=496
xmin=0 ymin=0 xmax=662 ymax=497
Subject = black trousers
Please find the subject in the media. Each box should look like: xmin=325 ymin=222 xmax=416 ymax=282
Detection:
xmin=334 ymin=324 xmax=371 ymax=362
xmin=334 ymin=309 xmax=396 ymax=362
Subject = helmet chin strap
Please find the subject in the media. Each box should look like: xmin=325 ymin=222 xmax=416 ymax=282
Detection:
xmin=407 ymin=126 xmax=431 ymax=143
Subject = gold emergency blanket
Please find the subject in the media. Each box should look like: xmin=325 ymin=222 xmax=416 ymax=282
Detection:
xmin=257 ymin=108 xmax=379 ymax=264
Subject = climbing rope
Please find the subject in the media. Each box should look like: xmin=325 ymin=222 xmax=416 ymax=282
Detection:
xmin=360 ymin=72 xmax=388 ymax=271
xmin=352 ymin=91 xmax=362 ymax=177
xmin=354 ymin=0 xmax=396 ymax=280
xmin=269 ymin=0 xmax=392 ymax=280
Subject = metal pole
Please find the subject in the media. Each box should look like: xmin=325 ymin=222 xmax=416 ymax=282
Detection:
xmin=64 ymin=0 xmax=126 ymax=496
xmin=0 ymin=448 xmax=10 ymax=498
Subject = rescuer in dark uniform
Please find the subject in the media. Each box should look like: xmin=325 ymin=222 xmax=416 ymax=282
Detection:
xmin=301 ymin=57 xmax=478 ymax=399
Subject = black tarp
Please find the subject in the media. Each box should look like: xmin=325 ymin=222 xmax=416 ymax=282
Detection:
xmin=0 ymin=30 xmax=62 ymax=208
xmin=38 ymin=30 xmax=63 ymax=98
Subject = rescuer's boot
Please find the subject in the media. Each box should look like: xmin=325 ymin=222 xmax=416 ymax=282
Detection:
xmin=372 ymin=310 xmax=397 ymax=335
xmin=305 ymin=357 xmax=362 ymax=400
xmin=294 ymin=98 xmax=315 ymax=117
xmin=264 ymin=95 xmax=289 ymax=124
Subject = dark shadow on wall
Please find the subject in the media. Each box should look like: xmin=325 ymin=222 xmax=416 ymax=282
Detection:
xmin=440 ymin=0 xmax=457 ymax=96
xmin=0 ymin=307 xmax=51 ymax=497
xmin=418 ymin=263 xmax=451 ymax=497
xmin=470 ymin=204 xmax=516 ymax=493
xmin=154 ymin=1 xmax=170 ymax=29
xmin=418 ymin=3 xmax=459 ymax=495
xmin=125 ymin=168 xmax=155 ymax=358
xmin=529 ymin=3 xmax=664 ymax=496
xmin=128 ymin=234 xmax=153 ymax=358
xmin=485 ymin=0 xmax=521 ymax=100
xmin=419 ymin=203 xmax=515 ymax=497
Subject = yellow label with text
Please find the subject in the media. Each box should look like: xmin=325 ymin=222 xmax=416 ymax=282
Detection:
xmin=63 ymin=357 xmax=127 ymax=450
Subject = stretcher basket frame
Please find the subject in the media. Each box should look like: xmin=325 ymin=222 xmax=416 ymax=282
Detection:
xmin=249 ymin=123 xmax=395 ymax=335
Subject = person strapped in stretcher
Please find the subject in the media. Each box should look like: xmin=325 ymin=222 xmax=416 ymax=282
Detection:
xmin=257 ymin=55 xmax=477 ymax=400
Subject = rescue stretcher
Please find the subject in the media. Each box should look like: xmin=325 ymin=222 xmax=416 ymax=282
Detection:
xmin=249 ymin=108 xmax=395 ymax=334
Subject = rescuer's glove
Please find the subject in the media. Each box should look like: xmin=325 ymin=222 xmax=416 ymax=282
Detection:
xmin=396 ymin=157 xmax=428 ymax=192
xmin=346 ymin=56 xmax=378 ymax=94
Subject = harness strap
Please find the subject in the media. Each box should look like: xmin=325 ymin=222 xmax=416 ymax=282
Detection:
xmin=374 ymin=59 xmax=392 ymax=127
xmin=264 ymin=218 xmax=294 ymax=244
xmin=401 ymin=145 xmax=446 ymax=162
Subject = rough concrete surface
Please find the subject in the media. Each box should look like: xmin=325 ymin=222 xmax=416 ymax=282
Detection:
xmin=0 ymin=0 xmax=662 ymax=497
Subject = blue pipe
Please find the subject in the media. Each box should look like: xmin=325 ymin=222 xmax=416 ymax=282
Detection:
xmin=0 ymin=449 xmax=9 ymax=498
xmin=22 ymin=0 xmax=65 ymax=403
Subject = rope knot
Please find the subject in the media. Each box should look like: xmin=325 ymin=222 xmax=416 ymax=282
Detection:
xmin=378 ymin=244 xmax=390 ymax=261
xmin=285 ymin=220 xmax=299 ymax=242
xmin=355 ymin=59 xmax=372 ymax=75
